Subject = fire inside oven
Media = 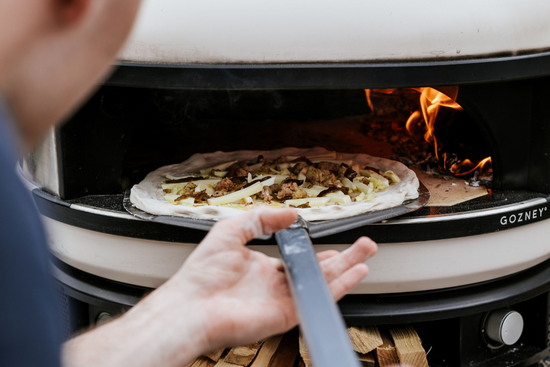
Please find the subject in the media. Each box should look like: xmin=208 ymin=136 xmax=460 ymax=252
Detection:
xmin=63 ymin=86 xmax=494 ymax=198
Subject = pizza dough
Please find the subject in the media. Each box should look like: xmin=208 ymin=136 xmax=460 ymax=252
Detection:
xmin=130 ymin=147 xmax=419 ymax=221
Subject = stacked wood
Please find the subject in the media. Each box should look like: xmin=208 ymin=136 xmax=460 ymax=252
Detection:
xmin=388 ymin=325 xmax=429 ymax=367
xmin=357 ymin=352 xmax=376 ymax=367
xmin=298 ymin=335 xmax=311 ymax=367
xmin=214 ymin=361 xmax=241 ymax=367
xmin=191 ymin=324 xmax=428 ymax=367
xmin=269 ymin=328 xmax=299 ymax=367
xmin=375 ymin=329 xmax=400 ymax=367
xmin=249 ymin=335 xmax=284 ymax=367
xmin=205 ymin=348 xmax=225 ymax=362
xmin=224 ymin=341 xmax=264 ymax=366
xmin=348 ymin=326 xmax=383 ymax=354
xmin=192 ymin=356 xmax=217 ymax=367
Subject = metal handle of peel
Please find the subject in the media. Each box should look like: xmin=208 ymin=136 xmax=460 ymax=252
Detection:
xmin=275 ymin=218 xmax=361 ymax=367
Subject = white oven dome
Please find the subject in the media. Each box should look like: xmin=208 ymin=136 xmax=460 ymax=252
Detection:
xmin=119 ymin=0 xmax=550 ymax=65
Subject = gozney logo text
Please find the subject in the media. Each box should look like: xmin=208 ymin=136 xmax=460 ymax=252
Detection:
xmin=500 ymin=207 xmax=548 ymax=226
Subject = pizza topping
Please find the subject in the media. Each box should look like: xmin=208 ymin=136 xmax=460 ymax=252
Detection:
xmin=291 ymin=162 xmax=307 ymax=176
xmin=161 ymin=154 xmax=403 ymax=209
xmin=317 ymin=161 xmax=340 ymax=173
xmin=285 ymin=197 xmax=331 ymax=207
xmin=305 ymin=166 xmax=321 ymax=185
xmin=293 ymin=188 xmax=308 ymax=199
xmin=290 ymin=156 xmax=314 ymax=165
xmin=165 ymin=177 xmax=199 ymax=184
xmin=199 ymin=160 xmax=239 ymax=177
xmin=363 ymin=166 xmax=383 ymax=175
xmin=317 ymin=187 xmax=342 ymax=197
xmin=249 ymin=155 xmax=265 ymax=165
xmin=242 ymin=176 xmax=273 ymax=189
xmin=195 ymin=183 xmax=215 ymax=195
xmin=384 ymin=170 xmax=402 ymax=184
xmin=213 ymin=170 xmax=228 ymax=178
xmin=226 ymin=161 xmax=250 ymax=178
xmin=193 ymin=191 xmax=211 ymax=203
xmin=277 ymin=182 xmax=299 ymax=200
xmin=207 ymin=182 xmax=264 ymax=206
xmin=326 ymin=191 xmax=352 ymax=205
xmin=320 ymin=169 xmax=338 ymax=187
xmin=344 ymin=167 xmax=357 ymax=180
xmin=340 ymin=177 xmax=355 ymax=191
xmin=353 ymin=178 xmax=375 ymax=195
xmin=281 ymin=178 xmax=305 ymax=186
xmin=176 ymin=197 xmax=196 ymax=206
xmin=162 ymin=178 xmax=221 ymax=191
xmin=257 ymin=186 xmax=274 ymax=202
xmin=214 ymin=177 xmax=235 ymax=193
xmin=360 ymin=170 xmax=390 ymax=190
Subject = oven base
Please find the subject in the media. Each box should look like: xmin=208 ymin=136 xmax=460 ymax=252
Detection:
xmin=54 ymin=256 xmax=550 ymax=367
xmin=42 ymin=213 xmax=550 ymax=294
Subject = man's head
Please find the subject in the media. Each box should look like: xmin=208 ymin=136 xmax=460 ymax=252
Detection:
xmin=0 ymin=0 xmax=142 ymax=148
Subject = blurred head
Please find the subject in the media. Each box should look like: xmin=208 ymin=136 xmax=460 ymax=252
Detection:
xmin=0 ymin=0 xmax=142 ymax=148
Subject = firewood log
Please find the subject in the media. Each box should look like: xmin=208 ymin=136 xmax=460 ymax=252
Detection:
xmin=250 ymin=335 xmax=284 ymax=367
xmin=388 ymin=325 xmax=429 ymax=367
xmin=357 ymin=352 xmax=376 ymax=367
xmin=298 ymin=334 xmax=311 ymax=367
xmin=205 ymin=348 xmax=225 ymax=362
xmin=224 ymin=341 xmax=264 ymax=366
xmin=348 ymin=326 xmax=384 ymax=354
xmin=192 ymin=356 xmax=217 ymax=367
xmin=375 ymin=330 xmax=399 ymax=367
xmin=269 ymin=329 xmax=299 ymax=367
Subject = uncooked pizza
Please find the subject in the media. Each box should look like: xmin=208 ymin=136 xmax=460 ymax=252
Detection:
xmin=130 ymin=147 xmax=419 ymax=221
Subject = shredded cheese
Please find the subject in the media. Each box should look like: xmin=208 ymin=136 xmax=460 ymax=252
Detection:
xmin=285 ymin=197 xmax=331 ymax=207
xmin=207 ymin=182 xmax=263 ymax=206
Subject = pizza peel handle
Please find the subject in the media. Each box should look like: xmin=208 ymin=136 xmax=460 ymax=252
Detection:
xmin=275 ymin=218 xmax=362 ymax=367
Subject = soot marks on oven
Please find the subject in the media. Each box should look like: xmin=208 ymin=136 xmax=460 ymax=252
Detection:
xmin=499 ymin=206 xmax=548 ymax=226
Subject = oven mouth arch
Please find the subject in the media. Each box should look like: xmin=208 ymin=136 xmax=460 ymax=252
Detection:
xmin=106 ymin=51 xmax=550 ymax=90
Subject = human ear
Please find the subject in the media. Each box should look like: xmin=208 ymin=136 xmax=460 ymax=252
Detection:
xmin=53 ymin=0 xmax=93 ymax=26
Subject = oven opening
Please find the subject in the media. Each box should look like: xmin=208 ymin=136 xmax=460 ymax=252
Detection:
xmin=93 ymin=86 xmax=493 ymax=203
xmin=57 ymin=78 xmax=550 ymax=219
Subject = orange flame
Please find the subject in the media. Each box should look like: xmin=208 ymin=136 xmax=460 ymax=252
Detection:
xmin=450 ymin=157 xmax=492 ymax=177
xmin=365 ymin=89 xmax=373 ymax=112
xmin=408 ymin=87 xmax=462 ymax=161
xmin=365 ymin=87 xmax=491 ymax=177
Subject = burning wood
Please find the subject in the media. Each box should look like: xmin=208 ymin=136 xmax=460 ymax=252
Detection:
xmin=364 ymin=87 xmax=493 ymax=186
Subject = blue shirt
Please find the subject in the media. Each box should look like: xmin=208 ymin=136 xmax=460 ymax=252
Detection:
xmin=0 ymin=101 xmax=62 ymax=367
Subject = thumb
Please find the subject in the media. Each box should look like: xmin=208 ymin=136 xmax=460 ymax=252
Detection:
xmin=202 ymin=207 xmax=298 ymax=250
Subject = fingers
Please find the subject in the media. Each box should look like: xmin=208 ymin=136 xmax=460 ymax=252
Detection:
xmin=316 ymin=250 xmax=339 ymax=262
xmin=205 ymin=207 xmax=298 ymax=249
xmin=328 ymin=263 xmax=369 ymax=300
xmin=269 ymin=250 xmax=338 ymax=273
xmin=320 ymin=237 xmax=377 ymax=285
xmin=268 ymin=257 xmax=283 ymax=271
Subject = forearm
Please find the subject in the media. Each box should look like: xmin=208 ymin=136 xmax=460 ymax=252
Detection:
xmin=62 ymin=285 xmax=208 ymax=367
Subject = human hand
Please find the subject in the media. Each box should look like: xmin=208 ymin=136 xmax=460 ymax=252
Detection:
xmin=164 ymin=207 xmax=378 ymax=352
xmin=115 ymin=207 xmax=377 ymax=367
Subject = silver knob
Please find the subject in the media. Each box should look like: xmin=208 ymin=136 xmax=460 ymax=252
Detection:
xmin=96 ymin=312 xmax=113 ymax=325
xmin=485 ymin=309 xmax=523 ymax=345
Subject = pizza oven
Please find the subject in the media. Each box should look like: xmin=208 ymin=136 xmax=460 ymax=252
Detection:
xmin=20 ymin=1 xmax=550 ymax=366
